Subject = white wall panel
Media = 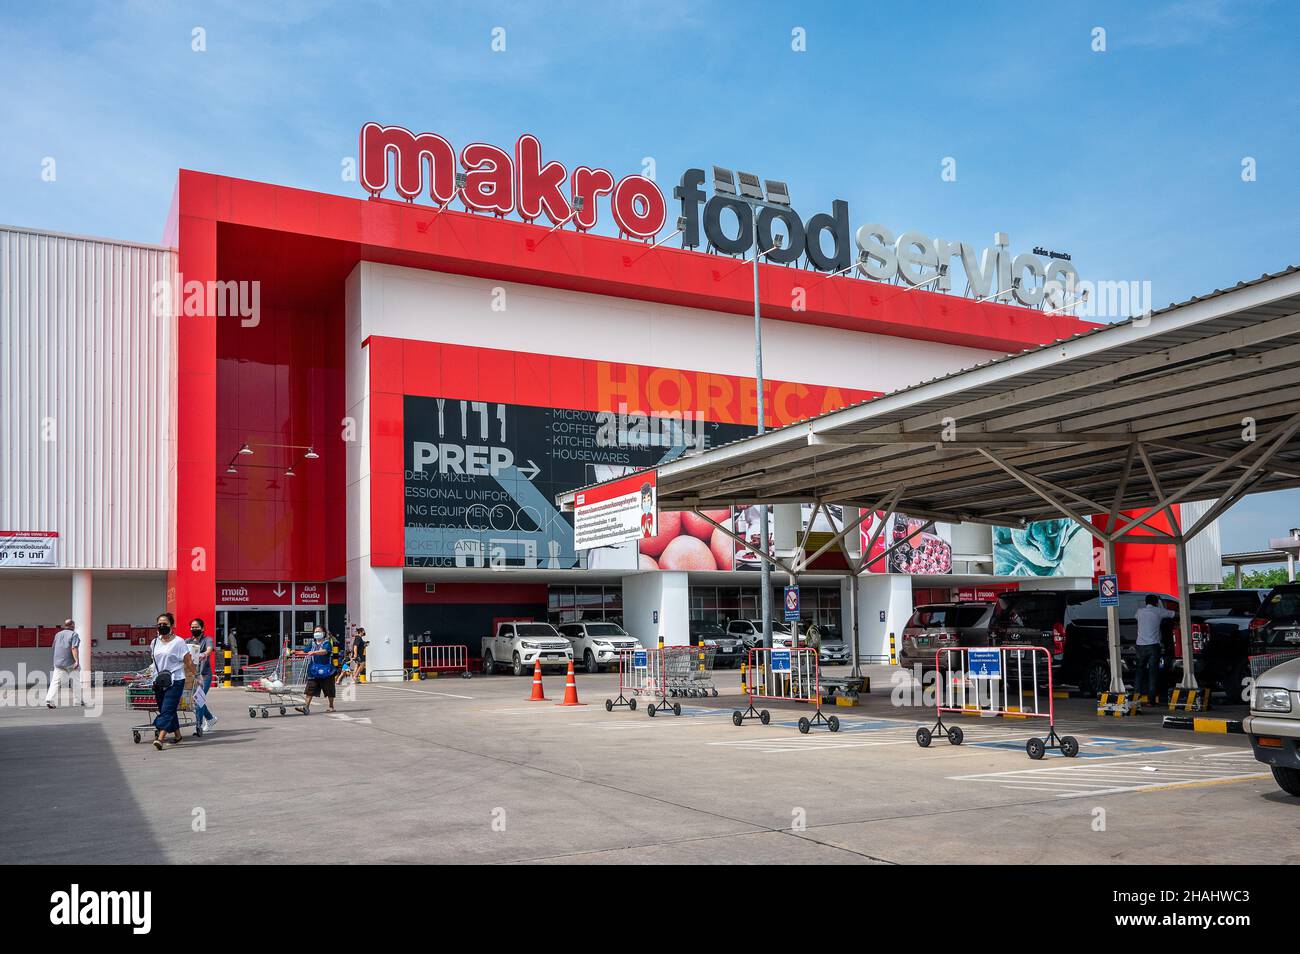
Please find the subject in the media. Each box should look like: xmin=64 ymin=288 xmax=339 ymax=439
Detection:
xmin=0 ymin=226 xmax=173 ymax=570
xmin=366 ymin=263 xmax=1004 ymax=395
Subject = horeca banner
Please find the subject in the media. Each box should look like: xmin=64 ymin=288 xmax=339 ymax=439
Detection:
xmin=0 ymin=531 xmax=58 ymax=567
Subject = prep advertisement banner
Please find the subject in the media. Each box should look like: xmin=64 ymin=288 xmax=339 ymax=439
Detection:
xmin=0 ymin=531 xmax=58 ymax=567
xmin=574 ymin=471 xmax=657 ymax=550
xmin=403 ymin=396 xmax=750 ymax=569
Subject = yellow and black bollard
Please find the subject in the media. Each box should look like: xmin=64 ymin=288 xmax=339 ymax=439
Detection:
xmin=740 ymin=662 xmax=747 ymax=694
xmin=888 ymin=632 xmax=897 ymax=666
xmin=222 ymin=648 xmax=233 ymax=688
xmin=410 ymin=644 xmax=421 ymax=681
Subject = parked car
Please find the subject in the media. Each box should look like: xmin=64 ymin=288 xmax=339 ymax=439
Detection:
xmin=481 ymin=621 xmax=573 ymax=676
xmin=1170 ymin=588 xmax=1270 ymax=704
xmin=1249 ymin=583 xmax=1300 ymax=656
xmin=898 ymin=602 xmax=995 ymax=671
xmin=557 ymin=621 xmax=642 ymax=674
xmin=1244 ymin=654 xmax=1300 ymax=797
xmin=725 ymin=618 xmax=798 ymax=650
xmin=987 ymin=589 xmax=1180 ymax=696
xmin=688 ymin=620 xmax=745 ymax=668
xmin=811 ymin=623 xmax=851 ymax=666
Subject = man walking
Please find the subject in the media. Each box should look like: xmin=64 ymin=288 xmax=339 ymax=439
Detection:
xmin=45 ymin=619 xmax=81 ymax=709
xmin=1134 ymin=594 xmax=1175 ymax=705
xmin=187 ymin=617 xmax=218 ymax=731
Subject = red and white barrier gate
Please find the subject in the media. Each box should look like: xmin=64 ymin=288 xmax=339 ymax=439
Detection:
xmin=606 ymin=648 xmax=684 ymax=717
xmin=917 ymin=646 xmax=1077 ymax=760
xmin=417 ymin=644 xmax=472 ymax=679
xmin=733 ymin=647 xmax=839 ymax=733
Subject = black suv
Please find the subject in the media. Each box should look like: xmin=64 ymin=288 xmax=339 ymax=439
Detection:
xmin=1249 ymin=583 xmax=1300 ymax=656
xmin=1171 ymin=588 xmax=1270 ymax=704
xmin=990 ymin=589 xmax=1180 ymax=695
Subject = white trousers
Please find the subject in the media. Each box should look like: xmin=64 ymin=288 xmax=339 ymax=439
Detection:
xmin=44 ymin=666 xmax=75 ymax=705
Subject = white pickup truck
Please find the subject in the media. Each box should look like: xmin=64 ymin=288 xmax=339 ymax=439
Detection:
xmin=482 ymin=621 xmax=574 ymax=676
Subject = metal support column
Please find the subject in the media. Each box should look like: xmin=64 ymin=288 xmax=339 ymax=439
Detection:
xmin=1102 ymin=538 xmax=1124 ymax=694
xmin=1173 ymin=532 xmax=1198 ymax=690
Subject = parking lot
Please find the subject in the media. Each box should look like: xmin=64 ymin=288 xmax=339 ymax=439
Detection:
xmin=4 ymin=665 xmax=1295 ymax=865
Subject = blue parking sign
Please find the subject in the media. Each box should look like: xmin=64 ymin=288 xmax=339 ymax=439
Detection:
xmin=633 ymin=650 xmax=647 ymax=668
xmin=968 ymin=648 xmax=1001 ymax=679
xmin=772 ymin=649 xmax=791 ymax=673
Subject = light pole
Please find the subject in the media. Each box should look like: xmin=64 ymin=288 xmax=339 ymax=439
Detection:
xmin=708 ymin=168 xmax=794 ymax=647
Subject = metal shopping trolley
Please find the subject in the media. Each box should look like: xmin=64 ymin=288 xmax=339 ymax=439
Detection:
xmin=125 ymin=670 xmax=201 ymax=743
xmin=244 ymin=653 xmax=312 ymax=717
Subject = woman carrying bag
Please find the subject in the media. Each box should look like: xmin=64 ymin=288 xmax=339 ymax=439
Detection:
xmin=296 ymin=627 xmax=337 ymax=714
xmin=151 ymin=612 xmax=195 ymax=751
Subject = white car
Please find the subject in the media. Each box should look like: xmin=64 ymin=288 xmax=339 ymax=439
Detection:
xmin=558 ymin=622 xmax=642 ymax=673
xmin=482 ymin=621 xmax=573 ymax=676
xmin=725 ymin=619 xmax=801 ymax=650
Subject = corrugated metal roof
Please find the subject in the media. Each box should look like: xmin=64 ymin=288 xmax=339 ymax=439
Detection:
xmin=557 ymin=265 xmax=1300 ymax=528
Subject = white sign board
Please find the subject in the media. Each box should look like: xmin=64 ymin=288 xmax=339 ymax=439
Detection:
xmin=573 ymin=471 xmax=657 ymax=551
xmin=0 ymin=531 xmax=58 ymax=567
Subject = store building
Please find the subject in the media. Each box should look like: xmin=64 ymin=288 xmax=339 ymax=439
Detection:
xmin=1 ymin=126 xmax=1211 ymax=677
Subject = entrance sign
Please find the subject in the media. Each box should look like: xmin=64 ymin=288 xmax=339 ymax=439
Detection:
xmin=783 ymin=585 xmax=800 ymax=623
xmin=1098 ymin=574 xmax=1119 ymax=607
xmin=573 ymin=471 xmax=657 ymax=550
xmin=0 ymin=531 xmax=57 ymax=567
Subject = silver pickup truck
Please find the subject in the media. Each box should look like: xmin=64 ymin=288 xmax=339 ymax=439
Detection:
xmin=1245 ymin=655 xmax=1300 ymax=797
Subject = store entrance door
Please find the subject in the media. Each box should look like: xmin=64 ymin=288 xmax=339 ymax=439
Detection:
xmin=219 ymin=610 xmax=283 ymax=664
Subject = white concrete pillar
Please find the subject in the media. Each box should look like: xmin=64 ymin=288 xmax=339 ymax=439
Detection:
xmin=344 ymin=262 xmax=405 ymax=681
xmin=346 ymin=562 xmax=404 ymax=680
xmin=72 ymin=569 xmax=92 ymax=696
xmin=848 ymin=573 xmax=912 ymax=663
xmin=621 ymin=571 xmax=689 ymax=646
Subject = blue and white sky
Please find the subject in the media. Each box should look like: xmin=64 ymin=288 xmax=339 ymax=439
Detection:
xmin=1 ymin=1 xmax=1296 ymax=559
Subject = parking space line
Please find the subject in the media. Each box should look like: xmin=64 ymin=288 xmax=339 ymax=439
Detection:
xmin=949 ymin=758 xmax=1271 ymax=798
xmin=362 ymin=684 xmax=474 ymax=700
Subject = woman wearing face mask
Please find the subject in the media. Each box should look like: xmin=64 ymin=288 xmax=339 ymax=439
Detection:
xmin=187 ymin=617 xmax=218 ymax=732
xmin=151 ymin=612 xmax=196 ymax=750
xmin=296 ymin=627 xmax=337 ymax=714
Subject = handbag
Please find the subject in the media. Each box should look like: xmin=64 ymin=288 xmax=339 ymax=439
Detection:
xmin=151 ymin=638 xmax=174 ymax=691
xmin=307 ymin=660 xmax=335 ymax=680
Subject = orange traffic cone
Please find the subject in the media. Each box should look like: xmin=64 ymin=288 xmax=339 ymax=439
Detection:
xmin=527 ymin=658 xmax=548 ymax=701
xmin=556 ymin=660 xmax=585 ymax=707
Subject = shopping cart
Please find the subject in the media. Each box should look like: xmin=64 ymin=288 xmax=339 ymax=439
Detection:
xmin=663 ymin=645 xmax=706 ymax=698
xmin=684 ymin=645 xmax=719 ymax=698
xmin=125 ymin=671 xmax=201 ymax=743
xmin=94 ymin=649 xmax=152 ymax=686
xmin=244 ymin=653 xmax=313 ymax=717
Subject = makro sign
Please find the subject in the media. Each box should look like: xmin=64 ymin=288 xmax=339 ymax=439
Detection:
xmin=359 ymin=124 xmax=665 ymax=238
xmin=359 ymin=123 xmax=1079 ymax=308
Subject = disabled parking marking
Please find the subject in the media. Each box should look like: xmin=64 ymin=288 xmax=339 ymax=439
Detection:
xmin=965 ymin=734 xmax=1199 ymax=759
xmin=949 ymin=758 xmax=1269 ymax=798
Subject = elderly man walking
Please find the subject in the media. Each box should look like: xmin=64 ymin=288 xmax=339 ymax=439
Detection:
xmin=45 ymin=619 xmax=82 ymax=709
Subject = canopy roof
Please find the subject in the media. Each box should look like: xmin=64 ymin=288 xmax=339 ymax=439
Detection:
xmin=558 ymin=267 xmax=1300 ymax=534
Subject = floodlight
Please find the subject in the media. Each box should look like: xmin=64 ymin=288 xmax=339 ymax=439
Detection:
xmin=763 ymin=180 xmax=791 ymax=206
xmin=737 ymin=171 xmax=764 ymax=201
xmin=712 ymin=166 xmax=737 ymax=196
